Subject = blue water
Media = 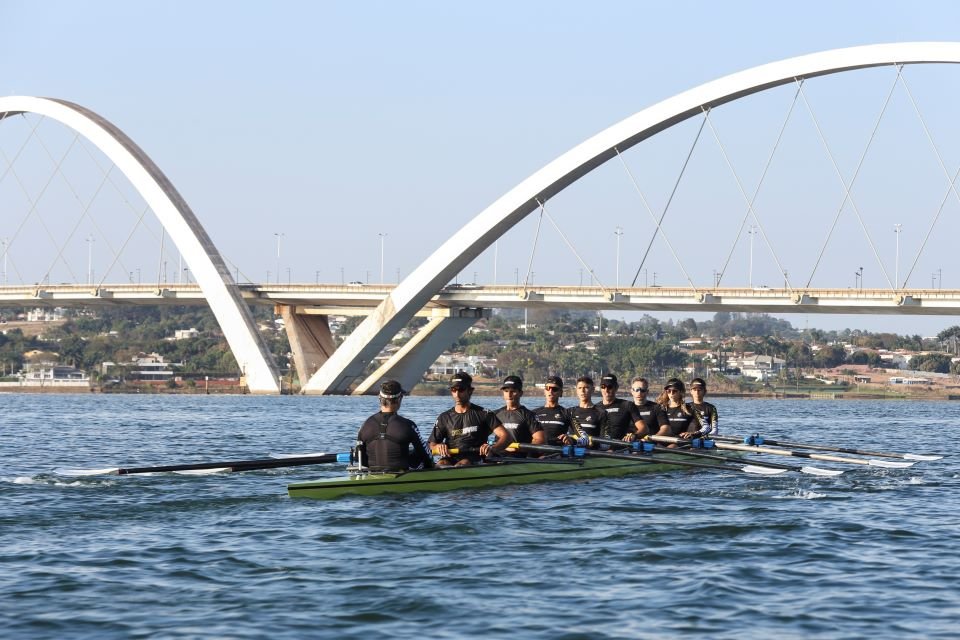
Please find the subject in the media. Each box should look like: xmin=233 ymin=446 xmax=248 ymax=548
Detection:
xmin=2 ymin=394 xmax=958 ymax=638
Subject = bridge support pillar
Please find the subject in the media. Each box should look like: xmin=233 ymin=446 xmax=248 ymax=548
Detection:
xmin=351 ymin=308 xmax=489 ymax=396
xmin=278 ymin=305 xmax=337 ymax=387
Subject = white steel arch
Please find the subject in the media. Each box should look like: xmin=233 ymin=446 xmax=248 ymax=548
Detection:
xmin=305 ymin=41 xmax=960 ymax=394
xmin=0 ymin=96 xmax=281 ymax=394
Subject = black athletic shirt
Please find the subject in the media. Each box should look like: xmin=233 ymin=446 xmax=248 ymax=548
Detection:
xmin=595 ymin=398 xmax=642 ymax=439
xmin=356 ymin=411 xmax=433 ymax=471
xmin=494 ymin=405 xmax=542 ymax=444
xmin=429 ymin=403 xmax=502 ymax=462
xmin=686 ymin=401 xmax=719 ymax=437
xmin=662 ymin=405 xmax=696 ymax=437
xmin=532 ymin=405 xmax=574 ymax=445
xmin=635 ymin=399 xmax=669 ymax=434
xmin=568 ymin=405 xmax=607 ymax=440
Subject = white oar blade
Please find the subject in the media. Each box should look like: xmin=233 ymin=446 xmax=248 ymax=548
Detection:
xmin=270 ymin=452 xmax=327 ymax=459
xmin=868 ymin=459 xmax=914 ymax=469
xmin=801 ymin=466 xmax=843 ymax=477
xmin=55 ymin=467 xmax=120 ymax=477
xmin=172 ymin=467 xmax=230 ymax=475
xmin=741 ymin=465 xmax=787 ymax=475
xmin=903 ymin=453 xmax=943 ymax=461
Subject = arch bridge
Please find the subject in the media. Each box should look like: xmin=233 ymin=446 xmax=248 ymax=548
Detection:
xmin=2 ymin=42 xmax=959 ymax=394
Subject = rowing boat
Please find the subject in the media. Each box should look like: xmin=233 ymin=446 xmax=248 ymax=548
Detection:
xmin=287 ymin=450 xmax=741 ymax=499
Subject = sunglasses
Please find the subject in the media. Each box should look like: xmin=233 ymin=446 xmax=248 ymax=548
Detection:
xmin=632 ymin=387 xmax=648 ymax=393
xmin=545 ymin=386 xmax=561 ymax=392
xmin=600 ymin=384 xmax=616 ymax=389
xmin=450 ymin=387 xmax=470 ymax=393
xmin=666 ymin=387 xmax=682 ymax=393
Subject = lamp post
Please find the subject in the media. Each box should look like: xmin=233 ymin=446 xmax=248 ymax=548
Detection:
xmin=493 ymin=240 xmax=498 ymax=284
xmin=748 ymin=225 xmax=756 ymax=287
xmin=274 ymin=233 xmax=284 ymax=285
xmin=2 ymin=237 xmax=8 ymax=285
xmin=86 ymin=235 xmax=95 ymax=285
xmin=894 ymin=223 xmax=901 ymax=289
xmin=378 ymin=232 xmax=387 ymax=284
xmin=614 ymin=226 xmax=623 ymax=289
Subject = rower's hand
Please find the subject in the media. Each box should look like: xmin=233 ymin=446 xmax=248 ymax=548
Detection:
xmin=559 ymin=434 xmax=573 ymax=445
xmin=432 ymin=443 xmax=449 ymax=457
xmin=479 ymin=443 xmax=492 ymax=457
xmin=680 ymin=432 xmax=695 ymax=440
xmin=623 ymin=433 xmax=636 ymax=442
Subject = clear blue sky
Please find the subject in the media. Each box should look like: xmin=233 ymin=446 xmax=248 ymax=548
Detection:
xmin=2 ymin=0 xmax=959 ymax=335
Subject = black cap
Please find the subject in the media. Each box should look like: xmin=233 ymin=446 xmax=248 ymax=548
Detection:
xmin=379 ymin=380 xmax=407 ymax=399
xmin=600 ymin=374 xmax=618 ymax=387
xmin=544 ymin=375 xmax=563 ymax=388
xmin=690 ymin=378 xmax=706 ymax=389
xmin=500 ymin=375 xmax=523 ymax=391
xmin=664 ymin=377 xmax=685 ymax=391
xmin=450 ymin=372 xmax=473 ymax=389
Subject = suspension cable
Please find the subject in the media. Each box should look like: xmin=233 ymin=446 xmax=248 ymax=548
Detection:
xmin=897 ymin=71 xmax=960 ymax=288
xmin=621 ymin=111 xmax=708 ymax=290
xmin=800 ymin=67 xmax=901 ymax=290
xmin=715 ymin=80 xmax=802 ymax=288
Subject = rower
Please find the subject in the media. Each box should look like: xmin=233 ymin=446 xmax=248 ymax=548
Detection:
xmin=595 ymin=373 xmax=645 ymax=441
xmin=681 ymin=377 xmax=719 ymax=440
xmin=629 ymin=376 xmax=669 ymax=437
xmin=493 ymin=375 xmax=545 ymax=455
xmin=356 ymin=380 xmax=434 ymax=472
xmin=655 ymin=378 xmax=697 ymax=440
xmin=532 ymin=375 xmax=575 ymax=446
xmin=567 ymin=375 xmax=607 ymax=444
xmin=428 ymin=371 xmax=510 ymax=466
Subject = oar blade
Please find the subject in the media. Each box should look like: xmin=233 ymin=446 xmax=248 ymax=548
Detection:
xmin=269 ymin=452 xmax=328 ymax=459
xmin=868 ymin=459 xmax=914 ymax=469
xmin=172 ymin=467 xmax=230 ymax=475
xmin=904 ymin=453 xmax=943 ymax=461
xmin=800 ymin=466 xmax=844 ymax=477
xmin=55 ymin=467 xmax=120 ymax=477
xmin=741 ymin=465 xmax=788 ymax=475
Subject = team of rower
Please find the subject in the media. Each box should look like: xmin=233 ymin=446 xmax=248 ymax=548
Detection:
xmin=355 ymin=371 xmax=720 ymax=472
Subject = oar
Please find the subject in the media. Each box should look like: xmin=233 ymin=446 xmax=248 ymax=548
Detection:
xmin=506 ymin=442 xmax=789 ymax=476
xmin=647 ymin=435 xmax=913 ymax=468
xmin=713 ymin=434 xmax=943 ymax=461
xmin=582 ymin=435 xmax=842 ymax=477
xmin=56 ymin=452 xmax=352 ymax=477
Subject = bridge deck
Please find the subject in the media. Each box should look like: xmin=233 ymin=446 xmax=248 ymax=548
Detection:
xmin=2 ymin=284 xmax=958 ymax=316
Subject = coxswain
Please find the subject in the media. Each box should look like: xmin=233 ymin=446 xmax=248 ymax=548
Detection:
xmin=356 ymin=380 xmax=434 ymax=471
xmin=493 ymin=375 xmax=545 ymax=455
xmin=629 ymin=376 xmax=669 ymax=437
xmin=532 ymin=375 xmax=575 ymax=446
xmin=567 ymin=375 xmax=607 ymax=444
xmin=655 ymin=378 xmax=696 ymax=440
xmin=429 ymin=372 xmax=510 ymax=466
xmin=595 ymin=373 xmax=645 ymax=441
xmin=681 ymin=377 xmax=719 ymax=439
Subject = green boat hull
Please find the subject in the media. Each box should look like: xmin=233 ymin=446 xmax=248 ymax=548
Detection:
xmin=287 ymin=453 xmax=729 ymax=499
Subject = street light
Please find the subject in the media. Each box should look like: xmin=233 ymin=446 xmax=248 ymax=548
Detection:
xmin=274 ymin=232 xmax=284 ymax=285
xmin=378 ymin=232 xmax=387 ymax=284
xmin=614 ymin=226 xmax=623 ymax=289
xmin=748 ymin=225 xmax=757 ymax=287
xmin=86 ymin=235 xmax=95 ymax=285
xmin=894 ymin=223 xmax=902 ymax=289
xmin=1 ymin=237 xmax=8 ymax=285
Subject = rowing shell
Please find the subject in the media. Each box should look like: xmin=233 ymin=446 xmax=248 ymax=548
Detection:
xmin=287 ymin=451 xmax=741 ymax=500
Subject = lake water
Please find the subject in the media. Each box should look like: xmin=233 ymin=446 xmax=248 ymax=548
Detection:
xmin=2 ymin=394 xmax=958 ymax=639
